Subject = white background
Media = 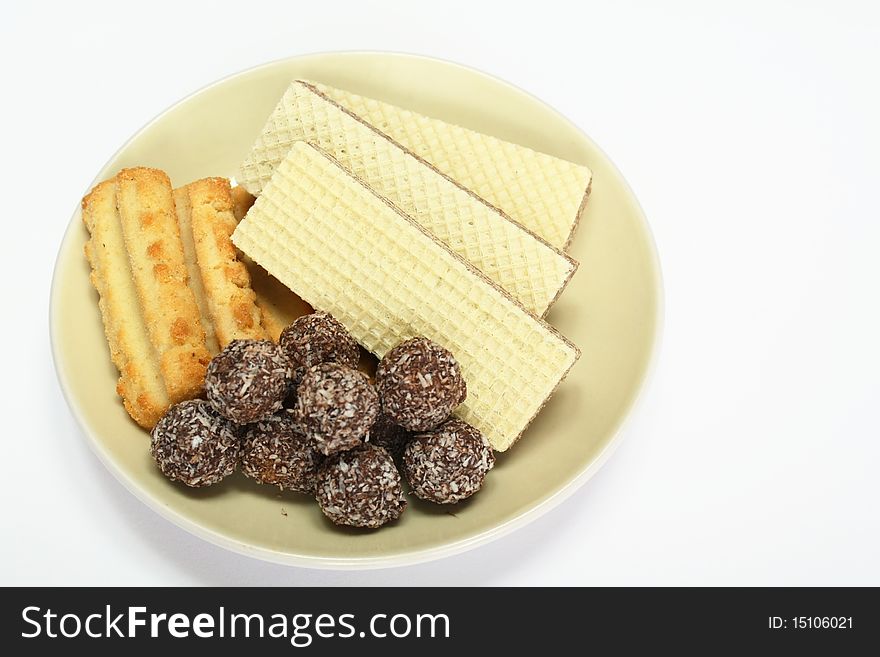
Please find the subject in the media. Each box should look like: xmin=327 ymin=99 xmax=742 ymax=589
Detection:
xmin=2 ymin=0 xmax=878 ymax=586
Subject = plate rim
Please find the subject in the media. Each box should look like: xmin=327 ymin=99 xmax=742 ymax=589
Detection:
xmin=49 ymin=50 xmax=665 ymax=570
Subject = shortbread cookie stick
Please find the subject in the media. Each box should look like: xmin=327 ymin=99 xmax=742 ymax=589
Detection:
xmin=115 ymin=168 xmax=211 ymax=403
xmin=233 ymin=143 xmax=580 ymax=451
xmin=82 ymin=180 xmax=169 ymax=428
xmin=229 ymin=184 xmax=312 ymax=341
xmin=181 ymin=177 xmax=266 ymax=347
xmin=238 ymin=80 xmax=576 ymax=317
xmin=172 ymin=187 xmax=221 ymax=354
xmin=230 ymin=184 xmax=255 ymax=222
xmin=314 ymin=81 xmax=592 ymax=250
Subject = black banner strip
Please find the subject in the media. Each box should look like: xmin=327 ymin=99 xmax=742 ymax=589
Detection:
xmin=3 ymin=587 xmax=876 ymax=653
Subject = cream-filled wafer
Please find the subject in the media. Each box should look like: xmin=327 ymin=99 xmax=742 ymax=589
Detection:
xmin=115 ymin=167 xmax=211 ymax=403
xmin=173 ymin=187 xmax=221 ymax=354
xmin=314 ymin=81 xmax=592 ymax=250
xmin=238 ymin=80 xmax=576 ymax=317
xmin=230 ymin=184 xmax=312 ymax=341
xmin=181 ymin=177 xmax=266 ymax=347
xmin=233 ymin=143 xmax=580 ymax=451
xmin=82 ymin=180 xmax=169 ymax=428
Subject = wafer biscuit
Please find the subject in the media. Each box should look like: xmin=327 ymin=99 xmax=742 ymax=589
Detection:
xmin=233 ymin=143 xmax=580 ymax=451
xmin=314 ymin=81 xmax=592 ymax=249
xmin=82 ymin=180 xmax=169 ymax=428
xmin=116 ymin=167 xmax=211 ymax=403
xmin=238 ymin=80 xmax=576 ymax=317
xmin=180 ymin=177 xmax=266 ymax=347
xmin=230 ymin=184 xmax=312 ymax=340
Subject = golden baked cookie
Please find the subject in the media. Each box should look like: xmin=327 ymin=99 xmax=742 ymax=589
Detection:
xmin=178 ymin=177 xmax=266 ymax=347
xmin=81 ymin=179 xmax=170 ymax=428
xmin=115 ymin=167 xmax=211 ymax=404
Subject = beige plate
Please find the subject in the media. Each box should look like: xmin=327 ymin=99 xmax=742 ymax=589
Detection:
xmin=50 ymin=52 xmax=663 ymax=569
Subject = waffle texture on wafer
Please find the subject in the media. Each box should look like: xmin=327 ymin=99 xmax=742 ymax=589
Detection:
xmin=82 ymin=180 xmax=170 ymax=428
xmin=177 ymin=177 xmax=266 ymax=347
xmin=237 ymin=80 xmax=576 ymax=317
xmin=232 ymin=143 xmax=580 ymax=451
xmin=313 ymin=81 xmax=592 ymax=250
xmin=115 ymin=167 xmax=211 ymax=403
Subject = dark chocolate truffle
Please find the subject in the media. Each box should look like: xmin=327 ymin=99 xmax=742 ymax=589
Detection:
xmin=315 ymin=444 xmax=407 ymax=528
xmin=367 ymin=412 xmax=412 ymax=461
xmin=376 ymin=337 xmax=466 ymax=431
xmin=403 ymin=418 xmax=494 ymax=504
xmin=280 ymin=311 xmax=359 ymax=375
xmin=206 ymin=339 xmax=292 ymax=425
xmin=150 ymin=400 xmax=240 ymax=487
xmin=241 ymin=410 xmax=322 ymax=494
xmin=295 ymin=362 xmax=379 ymax=455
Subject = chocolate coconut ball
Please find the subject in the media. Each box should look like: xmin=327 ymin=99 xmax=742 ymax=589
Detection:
xmin=280 ymin=313 xmax=360 ymax=409
xmin=150 ymin=400 xmax=240 ymax=487
xmin=403 ymin=418 xmax=495 ymax=504
xmin=240 ymin=410 xmax=322 ymax=494
xmin=295 ymin=362 xmax=379 ymax=455
xmin=206 ymin=339 xmax=292 ymax=425
xmin=316 ymin=444 xmax=407 ymax=528
xmin=280 ymin=312 xmax=359 ymax=377
xmin=376 ymin=337 xmax=466 ymax=431
xmin=367 ymin=412 xmax=412 ymax=462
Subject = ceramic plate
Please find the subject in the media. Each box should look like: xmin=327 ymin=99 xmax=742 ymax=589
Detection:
xmin=50 ymin=52 xmax=662 ymax=568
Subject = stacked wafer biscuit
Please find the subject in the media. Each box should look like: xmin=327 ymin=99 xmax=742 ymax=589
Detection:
xmin=312 ymin=81 xmax=592 ymax=250
xmin=240 ymin=80 xmax=592 ymax=252
xmin=233 ymin=80 xmax=591 ymax=451
xmin=238 ymin=81 xmax=576 ymax=317
xmin=234 ymin=143 xmax=580 ymax=451
xmin=82 ymin=171 xmax=270 ymax=428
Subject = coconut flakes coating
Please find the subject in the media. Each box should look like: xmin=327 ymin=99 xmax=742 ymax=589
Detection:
xmin=367 ymin=412 xmax=412 ymax=462
xmin=240 ymin=410 xmax=322 ymax=494
xmin=280 ymin=313 xmax=360 ymax=410
xmin=376 ymin=337 xmax=466 ymax=432
xmin=403 ymin=418 xmax=495 ymax=504
xmin=206 ymin=339 xmax=292 ymax=425
xmin=280 ymin=312 xmax=359 ymax=379
xmin=150 ymin=399 xmax=240 ymax=487
xmin=295 ymin=362 xmax=379 ymax=455
xmin=316 ymin=444 xmax=407 ymax=528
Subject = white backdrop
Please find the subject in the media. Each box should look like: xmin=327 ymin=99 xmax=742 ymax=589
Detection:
xmin=2 ymin=0 xmax=878 ymax=585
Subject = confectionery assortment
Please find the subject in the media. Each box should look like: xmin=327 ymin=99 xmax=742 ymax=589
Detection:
xmin=82 ymin=76 xmax=592 ymax=531
xmin=147 ymin=321 xmax=487 ymax=528
xmin=238 ymin=80 xmax=576 ymax=317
